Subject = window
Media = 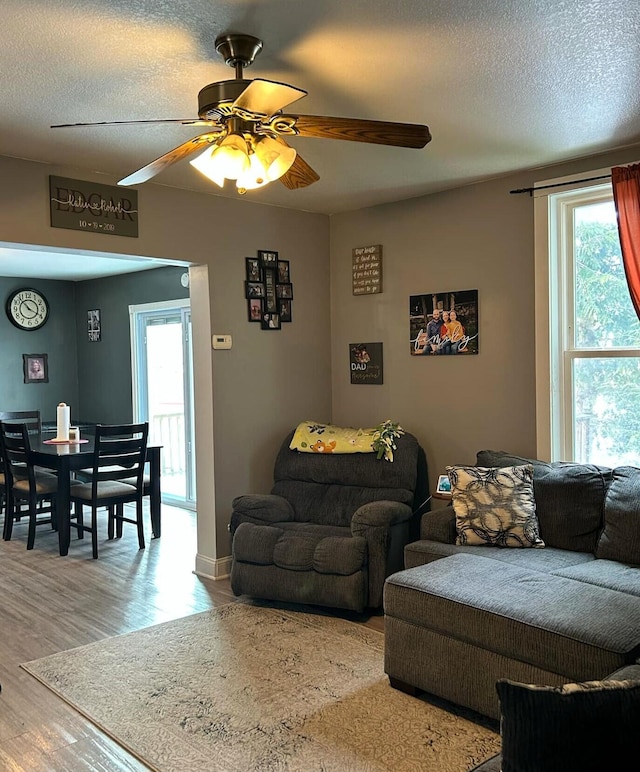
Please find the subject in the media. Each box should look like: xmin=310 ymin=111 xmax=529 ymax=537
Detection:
xmin=536 ymin=177 xmax=640 ymax=466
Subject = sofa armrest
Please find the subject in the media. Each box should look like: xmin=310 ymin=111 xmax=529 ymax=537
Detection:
xmin=230 ymin=493 xmax=295 ymax=534
xmin=351 ymin=500 xmax=413 ymax=530
xmin=420 ymin=504 xmax=457 ymax=543
xmin=352 ymin=501 xmax=413 ymax=608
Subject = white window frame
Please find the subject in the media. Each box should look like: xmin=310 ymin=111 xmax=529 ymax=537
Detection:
xmin=534 ymin=166 xmax=640 ymax=462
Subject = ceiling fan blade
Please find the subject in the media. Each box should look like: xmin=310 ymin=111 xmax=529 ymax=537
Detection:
xmin=51 ymin=118 xmax=218 ymax=129
xmin=285 ymin=114 xmax=431 ymax=149
xmin=232 ymin=79 xmax=307 ymax=120
xmin=279 ymin=152 xmax=320 ymax=190
xmin=118 ymin=131 xmax=224 ymax=186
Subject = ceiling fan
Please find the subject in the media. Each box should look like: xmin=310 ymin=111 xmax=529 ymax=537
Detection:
xmin=51 ymin=33 xmax=432 ymax=195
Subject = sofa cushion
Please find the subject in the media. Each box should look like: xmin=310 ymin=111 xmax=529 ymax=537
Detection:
xmin=496 ymin=677 xmax=640 ymax=772
xmin=232 ymin=522 xmax=283 ymax=565
xmin=552 ymin=559 xmax=640 ymax=597
xmin=404 ymin=539 xmax=594 ymax=572
xmin=447 ymin=464 xmax=544 ymax=548
xmin=232 ymin=522 xmax=367 ymax=576
xmin=596 ymin=466 xmax=640 ymax=565
xmin=476 ymin=450 xmax=611 ymax=553
xmin=385 ymin=555 xmax=640 ymax=678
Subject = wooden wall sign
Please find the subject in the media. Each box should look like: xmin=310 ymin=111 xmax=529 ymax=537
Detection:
xmin=352 ymin=245 xmax=383 ymax=295
xmin=49 ymin=176 xmax=139 ymax=237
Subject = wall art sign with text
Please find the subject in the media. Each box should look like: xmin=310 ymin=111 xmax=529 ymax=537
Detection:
xmin=352 ymin=245 xmax=383 ymax=295
xmin=349 ymin=342 xmax=383 ymax=385
xmin=409 ymin=289 xmax=479 ymax=356
xmin=49 ymin=176 xmax=139 ymax=237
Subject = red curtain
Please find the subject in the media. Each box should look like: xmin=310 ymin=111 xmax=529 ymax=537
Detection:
xmin=612 ymin=163 xmax=640 ymax=320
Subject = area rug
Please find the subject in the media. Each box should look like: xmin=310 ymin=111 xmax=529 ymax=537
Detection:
xmin=21 ymin=603 xmax=500 ymax=771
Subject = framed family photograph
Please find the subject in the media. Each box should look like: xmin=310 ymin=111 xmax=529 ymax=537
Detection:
xmin=276 ymin=283 xmax=293 ymax=300
xmin=277 ymin=260 xmax=290 ymax=283
xmin=258 ymin=249 xmax=278 ymax=268
xmin=261 ymin=312 xmax=281 ymax=330
xmin=245 ymin=257 xmax=262 ymax=282
xmin=409 ymin=289 xmax=479 ymax=356
xmin=248 ymin=297 xmax=263 ymax=322
xmin=279 ymin=298 xmax=292 ymax=322
xmin=23 ymin=353 xmax=48 ymax=384
xmin=245 ymin=281 xmax=266 ymax=299
xmin=436 ymin=474 xmax=452 ymax=495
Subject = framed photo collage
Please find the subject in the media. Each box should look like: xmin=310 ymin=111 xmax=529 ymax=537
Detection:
xmin=245 ymin=250 xmax=293 ymax=330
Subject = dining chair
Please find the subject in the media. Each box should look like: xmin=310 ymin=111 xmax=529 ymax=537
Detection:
xmin=0 ymin=411 xmax=41 ymax=519
xmin=69 ymin=423 xmax=149 ymax=559
xmin=0 ymin=421 xmax=59 ymax=548
xmin=0 ymin=410 xmax=41 ymax=433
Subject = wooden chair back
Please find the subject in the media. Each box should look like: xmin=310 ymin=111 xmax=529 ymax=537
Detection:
xmin=0 ymin=421 xmax=34 ymax=489
xmin=88 ymin=423 xmax=149 ymax=496
xmin=0 ymin=410 xmax=41 ymax=434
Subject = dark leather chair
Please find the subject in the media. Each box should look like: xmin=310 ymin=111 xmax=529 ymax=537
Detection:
xmin=230 ymin=428 xmax=428 ymax=613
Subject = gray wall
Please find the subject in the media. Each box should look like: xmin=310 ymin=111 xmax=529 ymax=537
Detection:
xmin=0 ymin=154 xmax=332 ymax=563
xmin=0 ymin=277 xmax=79 ymax=421
xmin=74 ymin=266 xmax=189 ymax=423
xmin=330 ymin=144 xmax=640 ymax=493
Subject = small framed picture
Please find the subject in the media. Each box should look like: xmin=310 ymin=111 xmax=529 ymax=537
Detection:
xmin=279 ymin=298 xmax=292 ymax=322
xmin=88 ymin=308 xmax=101 ymax=342
xmin=245 ymin=281 xmax=266 ymax=299
xmin=276 ymin=283 xmax=293 ymax=300
xmin=245 ymin=257 xmax=262 ymax=282
xmin=258 ymin=249 xmax=278 ymax=268
xmin=277 ymin=260 xmax=290 ymax=283
xmin=261 ymin=312 xmax=281 ymax=330
xmin=23 ymin=353 xmax=48 ymax=384
xmin=248 ymin=297 xmax=263 ymax=322
xmin=436 ymin=474 xmax=452 ymax=495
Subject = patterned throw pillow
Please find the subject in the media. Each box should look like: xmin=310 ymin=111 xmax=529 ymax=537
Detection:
xmin=496 ymin=678 xmax=640 ymax=772
xmin=446 ymin=464 xmax=544 ymax=548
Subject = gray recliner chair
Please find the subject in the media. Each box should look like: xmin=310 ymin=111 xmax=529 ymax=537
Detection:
xmin=230 ymin=429 xmax=428 ymax=613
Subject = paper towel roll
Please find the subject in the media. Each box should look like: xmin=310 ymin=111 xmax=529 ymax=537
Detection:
xmin=56 ymin=403 xmax=70 ymax=441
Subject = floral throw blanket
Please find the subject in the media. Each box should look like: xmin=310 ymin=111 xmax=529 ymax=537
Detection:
xmin=289 ymin=420 xmax=404 ymax=461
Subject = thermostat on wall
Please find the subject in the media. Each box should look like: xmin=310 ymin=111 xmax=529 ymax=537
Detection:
xmin=212 ymin=334 xmax=232 ymax=350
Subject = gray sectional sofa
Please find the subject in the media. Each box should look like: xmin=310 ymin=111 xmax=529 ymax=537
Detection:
xmin=383 ymin=450 xmax=640 ymax=721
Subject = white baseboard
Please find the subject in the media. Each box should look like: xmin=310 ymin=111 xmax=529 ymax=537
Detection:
xmin=194 ymin=553 xmax=232 ymax=581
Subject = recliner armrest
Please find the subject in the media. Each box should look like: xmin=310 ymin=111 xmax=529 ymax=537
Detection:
xmin=420 ymin=504 xmax=457 ymax=543
xmin=351 ymin=501 xmax=413 ymax=532
xmin=231 ymin=493 xmax=295 ymax=527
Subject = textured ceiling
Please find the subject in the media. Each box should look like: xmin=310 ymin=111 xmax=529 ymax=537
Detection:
xmin=1 ymin=0 xmax=640 ymax=219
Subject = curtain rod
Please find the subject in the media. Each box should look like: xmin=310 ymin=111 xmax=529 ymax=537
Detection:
xmin=510 ymin=174 xmax=611 ymax=196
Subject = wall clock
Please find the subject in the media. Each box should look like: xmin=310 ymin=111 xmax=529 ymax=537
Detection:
xmin=5 ymin=287 xmax=50 ymax=331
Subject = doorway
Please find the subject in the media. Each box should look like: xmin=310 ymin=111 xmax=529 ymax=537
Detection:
xmin=130 ymin=299 xmax=196 ymax=509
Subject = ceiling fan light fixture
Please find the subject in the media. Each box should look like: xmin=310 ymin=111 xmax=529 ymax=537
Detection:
xmin=189 ymin=146 xmax=225 ymax=187
xmin=254 ymin=136 xmax=297 ymax=182
xmin=190 ymin=133 xmax=250 ymax=185
xmin=236 ymin=150 xmax=269 ymax=194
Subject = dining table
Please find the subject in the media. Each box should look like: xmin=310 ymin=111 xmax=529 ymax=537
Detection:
xmin=29 ymin=432 xmax=162 ymax=556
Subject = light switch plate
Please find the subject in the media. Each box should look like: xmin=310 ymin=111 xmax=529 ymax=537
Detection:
xmin=212 ymin=334 xmax=232 ymax=350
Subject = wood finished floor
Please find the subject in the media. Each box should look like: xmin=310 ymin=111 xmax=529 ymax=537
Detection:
xmin=0 ymin=502 xmax=384 ymax=771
